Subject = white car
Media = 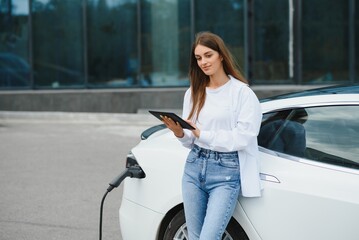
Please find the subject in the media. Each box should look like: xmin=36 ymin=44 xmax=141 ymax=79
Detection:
xmin=119 ymin=85 xmax=359 ymax=240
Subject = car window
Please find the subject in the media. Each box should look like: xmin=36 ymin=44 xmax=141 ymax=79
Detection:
xmin=258 ymin=106 xmax=359 ymax=170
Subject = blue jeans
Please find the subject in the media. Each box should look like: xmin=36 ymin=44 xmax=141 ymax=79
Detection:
xmin=182 ymin=145 xmax=241 ymax=240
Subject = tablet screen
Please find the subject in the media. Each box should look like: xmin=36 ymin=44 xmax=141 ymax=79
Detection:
xmin=148 ymin=110 xmax=195 ymax=130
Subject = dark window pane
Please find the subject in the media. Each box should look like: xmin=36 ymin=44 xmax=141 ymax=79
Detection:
xmin=141 ymin=0 xmax=191 ymax=87
xmin=87 ymin=0 xmax=137 ymax=87
xmin=195 ymin=0 xmax=245 ymax=69
xmin=258 ymin=109 xmax=307 ymax=157
xmin=253 ymin=0 xmax=290 ymax=83
xmin=32 ymin=0 xmax=84 ymax=88
xmin=0 ymin=0 xmax=31 ymax=88
xmin=302 ymin=0 xmax=349 ymax=84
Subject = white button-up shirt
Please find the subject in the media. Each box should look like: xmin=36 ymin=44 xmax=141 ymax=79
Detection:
xmin=178 ymin=76 xmax=263 ymax=197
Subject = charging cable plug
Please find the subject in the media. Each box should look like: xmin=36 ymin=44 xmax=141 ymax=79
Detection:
xmin=99 ymin=165 xmax=145 ymax=240
xmin=107 ymin=165 xmax=145 ymax=192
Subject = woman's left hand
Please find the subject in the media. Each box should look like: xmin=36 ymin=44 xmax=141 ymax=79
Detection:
xmin=185 ymin=120 xmax=200 ymax=138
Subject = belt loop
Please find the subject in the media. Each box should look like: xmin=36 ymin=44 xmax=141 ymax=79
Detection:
xmin=197 ymin=148 xmax=201 ymax=158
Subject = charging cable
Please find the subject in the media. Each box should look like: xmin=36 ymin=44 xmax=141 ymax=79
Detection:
xmin=99 ymin=166 xmax=145 ymax=240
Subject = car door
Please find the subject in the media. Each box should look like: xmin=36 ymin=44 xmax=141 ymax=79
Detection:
xmin=239 ymin=104 xmax=359 ymax=240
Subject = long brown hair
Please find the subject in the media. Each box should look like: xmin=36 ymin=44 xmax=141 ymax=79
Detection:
xmin=188 ymin=31 xmax=247 ymax=120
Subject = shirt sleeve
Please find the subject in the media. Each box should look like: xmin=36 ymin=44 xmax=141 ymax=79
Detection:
xmin=177 ymin=88 xmax=196 ymax=148
xmin=199 ymin=86 xmax=262 ymax=152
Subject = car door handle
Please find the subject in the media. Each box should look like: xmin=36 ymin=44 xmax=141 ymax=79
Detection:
xmin=260 ymin=173 xmax=280 ymax=183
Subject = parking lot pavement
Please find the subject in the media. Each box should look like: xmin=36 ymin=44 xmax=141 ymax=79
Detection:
xmin=0 ymin=112 xmax=158 ymax=240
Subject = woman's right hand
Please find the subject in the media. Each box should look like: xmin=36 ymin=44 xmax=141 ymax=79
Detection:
xmin=161 ymin=116 xmax=184 ymax=138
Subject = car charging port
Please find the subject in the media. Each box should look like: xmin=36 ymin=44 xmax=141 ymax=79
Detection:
xmin=99 ymin=155 xmax=146 ymax=240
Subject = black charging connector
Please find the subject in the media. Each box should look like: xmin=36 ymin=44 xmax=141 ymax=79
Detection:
xmin=107 ymin=166 xmax=145 ymax=192
xmin=99 ymin=166 xmax=145 ymax=240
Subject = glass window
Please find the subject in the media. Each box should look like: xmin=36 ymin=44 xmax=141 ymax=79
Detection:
xmin=258 ymin=106 xmax=359 ymax=170
xmin=87 ymin=0 xmax=137 ymax=87
xmin=258 ymin=109 xmax=307 ymax=158
xmin=304 ymin=106 xmax=359 ymax=169
xmin=32 ymin=0 xmax=85 ymax=88
xmin=253 ymin=0 xmax=290 ymax=83
xmin=0 ymin=0 xmax=31 ymax=88
xmin=141 ymin=0 xmax=191 ymax=87
xmin=195 ymin=0 xmax=245 ymax=70
xmin=302 ymin=0 xmax=349 ymax=84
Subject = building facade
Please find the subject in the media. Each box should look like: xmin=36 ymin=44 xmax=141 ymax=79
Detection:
xmin=0 ymin=0 xmax=358 ymax=91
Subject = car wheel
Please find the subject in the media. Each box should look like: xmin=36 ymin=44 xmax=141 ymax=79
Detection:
xmin=162 ymin=209 xmax=249 ymax=240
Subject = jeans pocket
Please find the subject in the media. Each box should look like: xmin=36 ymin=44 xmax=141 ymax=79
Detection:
xmin=219 ymin=155 xmax=239 ymax=168
xmin=186 ymin=150 xmax=197 ymax=163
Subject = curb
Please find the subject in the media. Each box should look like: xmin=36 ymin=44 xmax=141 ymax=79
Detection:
xmin=0 ymin=111 xmax=160 ymax=126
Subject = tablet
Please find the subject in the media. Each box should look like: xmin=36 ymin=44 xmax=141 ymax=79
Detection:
xmin=148 ymin=110 xmax=195 ymax=130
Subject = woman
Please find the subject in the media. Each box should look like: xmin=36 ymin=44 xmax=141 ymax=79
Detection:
xmin=162 ymin=31 xmax=262 ymax=240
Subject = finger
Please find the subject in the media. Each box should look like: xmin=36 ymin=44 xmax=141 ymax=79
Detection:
xmin=161 ymin=116 xmax=171 ymax=124
xmin=165 ymin=117 xmax=175 ymax=125
xmin=160 ymin=115 xmax=168 ymax=122
xmin=184 ymin=120 xmax=196 ymax=129
xmin=162 ymin=117 xmax=178 ymax=130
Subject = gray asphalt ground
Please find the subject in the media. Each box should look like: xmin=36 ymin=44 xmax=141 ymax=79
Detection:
xmin=0 ymin=111 xmax=159 ymax=240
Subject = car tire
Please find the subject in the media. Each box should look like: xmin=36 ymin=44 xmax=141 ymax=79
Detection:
xmin=162 ymin=209 xmax=249 ymax=240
